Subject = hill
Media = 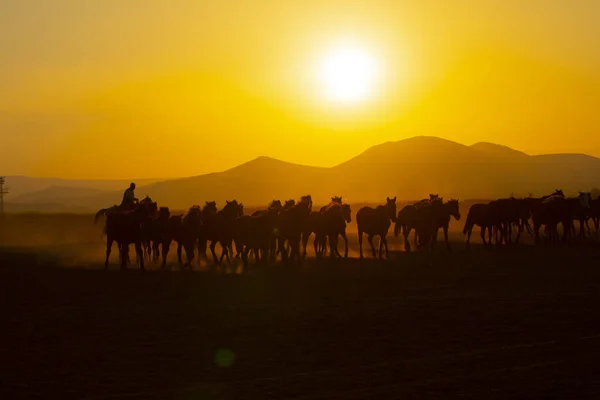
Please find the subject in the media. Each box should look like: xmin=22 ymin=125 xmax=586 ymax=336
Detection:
xmin=3 ymin=176 xmax=159 ymax=199
xmin=5 ymin=136 xmax=600 ymax=210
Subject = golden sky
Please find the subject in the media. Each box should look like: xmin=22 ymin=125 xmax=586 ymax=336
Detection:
xmin=1 ymin=0 xmax=599 ymax=179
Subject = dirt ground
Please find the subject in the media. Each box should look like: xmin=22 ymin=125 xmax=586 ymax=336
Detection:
xmin=2 ymin=211 xmax=600 ymax=399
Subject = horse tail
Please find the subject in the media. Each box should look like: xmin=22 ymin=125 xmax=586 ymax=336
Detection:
xmin=94 ymin=208 xmax=108 ymax=224
xmin=462 ymin=211 xmax=474 ymax=235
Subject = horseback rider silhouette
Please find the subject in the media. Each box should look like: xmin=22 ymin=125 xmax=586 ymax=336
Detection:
xmin=120 ymin=183 xmax=138 ymax=211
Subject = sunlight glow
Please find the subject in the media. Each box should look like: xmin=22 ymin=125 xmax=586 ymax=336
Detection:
xmin=318 ymin=45 xmax=379 ymax=104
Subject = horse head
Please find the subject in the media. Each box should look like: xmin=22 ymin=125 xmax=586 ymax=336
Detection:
xmin=342 ymin=203 xmax=352 ymax=223
xmin=447 ymin=199 xmax=461 ymax=220
xmin=300 ymin=195 xmax=313 ymax=211
xmin=269 ymin=199 xmax=282 ymax=210
xmin=386 ymin=196 xmax=398 ymax=222
xmin=221 ymin=199 xmax=240 ymax=218
xmin=284 ymin=199 xmax=296 ymax=210
xmin=332 ymin=196 xmax=343 ymax=204
xmin=203 ymin=201 xmax=218 ymax=215
xmin=578 ymin=192 xmax=591 ymax=208
xmin=158 ymin=207 xmax=171 ymax=220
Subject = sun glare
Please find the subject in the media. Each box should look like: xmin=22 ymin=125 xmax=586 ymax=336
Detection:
xmin=318 ymin=45 xmax=379 ymax=104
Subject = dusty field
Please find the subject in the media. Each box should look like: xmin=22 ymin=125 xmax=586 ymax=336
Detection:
xmin=2 ymin=211 xmax=600 ymax=399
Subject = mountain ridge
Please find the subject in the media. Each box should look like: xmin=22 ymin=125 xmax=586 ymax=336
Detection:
xmin=5 ymin=136 xmax=600 ymax=211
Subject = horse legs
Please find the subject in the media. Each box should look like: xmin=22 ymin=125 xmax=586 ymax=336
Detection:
xmin=120 ymin=244 xmax=128 ymax=271
xmin=209 ymin=240 xmax=220 ymax=265
xmin=382 ymin=235 xmax=389 ymax=258
xmin=330 ymin=234 xmax=342 ymax=259
xmin=301 ymin=231 xmax=311 ymax=257
xmin=443 ymin=226 xmax=451 ymax=252
xmin=135 ymin=241 xmax=145 ymax=271
xmin=181 ymin=240 xmax=194 ymax=269
xmin=105 ymin=238 xmax=114 ymax=269
xmin=341 ymin=231 xmax=349 ymax=258
xmin=219 ymin=242 xmax=231 ymax=264
xmin=177 ymin=243 xmax=183 ymax=268
xmin=152 ymin=241 xmax=160 ymax=263
xmin=464 ymin=226 xmax=472 ymax=249
xmin=372 ymin=235 xmax=381 ymax=258
xmin=478 ymin=226 xmax=486 ymax=247
xmin=358 ymin=230 xmax=364 ymax=259
xmin=161 ymin=239 xmax=171 ymax=269
xmin=403 ymin=227 xmax=412 ymax=252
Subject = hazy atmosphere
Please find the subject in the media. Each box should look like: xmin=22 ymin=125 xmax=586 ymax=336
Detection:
xmin=2 ymin=1 xmax=600 ymax=179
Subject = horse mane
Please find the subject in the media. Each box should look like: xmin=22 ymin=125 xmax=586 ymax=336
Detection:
xmin=158 ymin=207 xmax=171 ymax=219
xmin=185 ymin=205 xmax=202 ymax=216
xmin=300 ymin=195 xmax=312 ymax=204
xmin=203 ymin=201 xmax=217 ymax=213
xmin=284 ymin=199 xmax=296 ymax=208
xmin=269 ymin=199 xmax=282 ymax=209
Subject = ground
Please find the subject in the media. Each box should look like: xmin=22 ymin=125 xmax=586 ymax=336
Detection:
xmin=2 ymin=238 xmax=600 ymax=399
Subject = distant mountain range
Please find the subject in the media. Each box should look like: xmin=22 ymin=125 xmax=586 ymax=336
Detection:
xmin=5 ymin=136 xmax=600 ymax=212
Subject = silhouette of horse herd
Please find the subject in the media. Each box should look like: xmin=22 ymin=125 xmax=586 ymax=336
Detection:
xmin=94 ymin=189 xmax=599 ymax=271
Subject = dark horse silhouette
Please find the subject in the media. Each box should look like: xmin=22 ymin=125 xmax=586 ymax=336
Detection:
xmin=301 ymin=197 xmax=346 ymax=257
xmin=463 ymin=203 xmax=494 ymax=248
xmin=202 ymin=200 xmax=243 ymax=265
xmin=412 ymin=199 xmax=461 ymax=251
xmin=276 ymin=195 xmax=312 ymax=263
xmin=320 ymin=202 xmax=352 ymax=259
xmin=356 ymin=197 xmax=397 ymax=259
xmin=99 ymin=197 xmax=157 ymax=270
xmin=234 ymin=206 xmax=280 ymax=269
xmin=394 ymin=195 xmax=443 ymax=251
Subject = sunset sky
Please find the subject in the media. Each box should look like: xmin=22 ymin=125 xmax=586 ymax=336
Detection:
xmin=1 ymin=0 xmax=599 ymax=179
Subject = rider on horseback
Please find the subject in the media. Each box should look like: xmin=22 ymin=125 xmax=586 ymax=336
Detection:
xmin=120 ymin=183 xmax=138 ymax=211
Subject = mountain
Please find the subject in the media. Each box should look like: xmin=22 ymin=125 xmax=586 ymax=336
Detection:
xmin=5 ymin=136 xmax=600 ymax=211
xmin=10 ymin=186 xmax=110 ymax=205
xmin=2 ymin=176 xmax=159 ymax=199
xmin=469 ymin=142 xmax=529 ymax=159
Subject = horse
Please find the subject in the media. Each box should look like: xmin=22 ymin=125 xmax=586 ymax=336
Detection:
xmin=319 ymin=202 xmax=352 ymax=259
xmin=203 ymin=200 xmax=243 ymax=265
xmin=234 ymin=206 xmax=280 ymax=269
xmin=319 ymin=196 xmax=343 ymax=213
xmin=356 ymin=197 xmax=397 ymax=259
xmin=198 ymin=201 xmax=218 ymax=261
xmin=413 ymin=199 xmax=461 ymax=251
xmin=277 ymin=196 xmax=312 ymax=263
xmin=394 ymin=196 xmax=443 ymax=251
xmin=530 ymin=191 xmax=588 ymax=244
xmin=102 ymin=197 xmax=157 ymax=271
xmin=571 ymin=192 xmax=594 ymax=240
xmin=157 ymin=206 xmax=203 ymax=270
xmin=147 ymin=207 xmax=171 ymax=263
xmin=240 ymin=200 xmax=282 ymax=259
xmin=463 ymin=203 xmax=494 ymax=248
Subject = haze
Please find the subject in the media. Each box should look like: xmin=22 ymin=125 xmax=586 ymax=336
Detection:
xmin=2 ymin=0 xmax=599 ymax=179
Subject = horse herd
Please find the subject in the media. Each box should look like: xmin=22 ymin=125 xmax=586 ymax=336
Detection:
xmin=94 ymin=189 xmax=599 ymax=271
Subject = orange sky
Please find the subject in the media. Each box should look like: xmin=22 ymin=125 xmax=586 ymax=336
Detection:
xmin=1 ymin=0 xmax=599 ymax=179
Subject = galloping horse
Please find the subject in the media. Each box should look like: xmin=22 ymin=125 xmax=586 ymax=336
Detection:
xmin=203 ymin=200 xmax=243 ymax=265
xmin=356 ymin=197 xmax=397 ymax=259
xmin=234 ymin=206 xmax=280 ymax=269
xmin=277 ymin=195 xmax=312 ymax=263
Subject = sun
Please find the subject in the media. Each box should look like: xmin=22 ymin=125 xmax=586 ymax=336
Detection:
xmin=318 ymin=45 xmax=379 ymax=104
